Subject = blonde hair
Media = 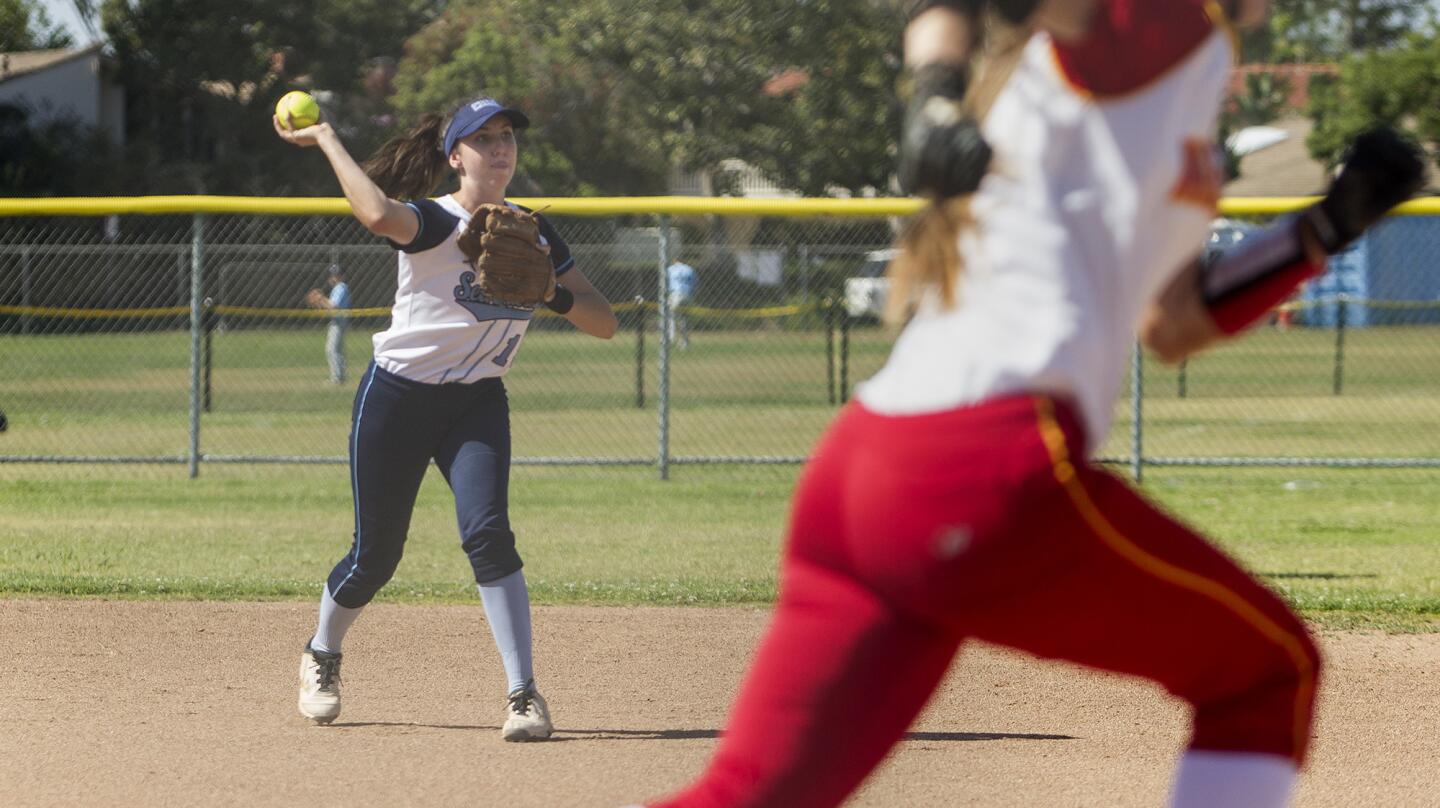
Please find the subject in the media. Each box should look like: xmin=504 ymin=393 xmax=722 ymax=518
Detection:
xmin=883 ymin=19 xmax=1031 ymax=327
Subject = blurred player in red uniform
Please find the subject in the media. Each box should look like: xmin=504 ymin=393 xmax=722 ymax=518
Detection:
xmin=638 ymin=1 xmax=1423 ymax=807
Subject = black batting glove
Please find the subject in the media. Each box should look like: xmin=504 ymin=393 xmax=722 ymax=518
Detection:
xmin=1305 ymin=125 xmax=1425 ymax=254
xmin=898 ymin=63 xmax=992 ymax=199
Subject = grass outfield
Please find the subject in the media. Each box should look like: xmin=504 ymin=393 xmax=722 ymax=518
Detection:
xmin=2 ymin=324 xmax=1439 ymax=460
xmin=2 ymin=324 xmax=1438 ymax=629
xmin=1 ymin=463 xmax=1438 ymax=631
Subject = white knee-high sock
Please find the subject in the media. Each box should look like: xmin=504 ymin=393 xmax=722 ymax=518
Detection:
xmin=477 ymin=569 xmax=534 ymax=694
xmin=1169 ymin=750 xmax=1299 ymax=808
xmin=311 ymin=585 xmax=363 ymax=654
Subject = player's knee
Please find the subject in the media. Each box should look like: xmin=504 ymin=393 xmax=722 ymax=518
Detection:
xmin=464 ymin=528 xmax=523 ymax=583
xmin=1189 ymin=627 xmax=1322 ymax=761
xmin=1265 ymin=620 xmax=1321 ymax=700
xmin=1225 ymin=627 xmax=1321 ymax=708
xmin=1293 ymin=628 xmax=1322 ymax=719
xmin=328 ymin=557 xmax=404 ymax=608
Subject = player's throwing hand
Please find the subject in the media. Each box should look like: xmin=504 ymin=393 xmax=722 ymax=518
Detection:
xmin=272 ymin=115 xmax=329 ymax=148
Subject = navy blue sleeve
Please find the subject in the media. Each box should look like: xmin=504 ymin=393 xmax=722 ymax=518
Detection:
xmin=386 ymin=199 xmax=459 ymax=254
xmin=533 ymin=213 xmax=575 ymax=277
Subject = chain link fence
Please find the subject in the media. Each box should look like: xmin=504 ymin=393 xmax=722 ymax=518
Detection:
xmin=2 ymin=198 xmax=1439 ymax=478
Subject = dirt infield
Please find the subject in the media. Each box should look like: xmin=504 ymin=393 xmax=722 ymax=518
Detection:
xmin=2 ymin=600 xmax=1436 ymax=807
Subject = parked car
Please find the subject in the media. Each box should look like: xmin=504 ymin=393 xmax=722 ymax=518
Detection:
xmin=843 ymin=248 xmax=898 ymax=319
xmin=1205 ymin=217 xmax=1258 ymax=258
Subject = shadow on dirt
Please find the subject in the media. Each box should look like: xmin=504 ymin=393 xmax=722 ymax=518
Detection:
xmin=1260 ymin=572 xmax=1379 ymax=580
xmin=323 ymin=724 xmax=1074 ymax=742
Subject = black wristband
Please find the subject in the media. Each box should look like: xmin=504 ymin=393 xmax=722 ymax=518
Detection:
xmin=1302 ymin=205 xmax=1348 ymax=256
xmin=544 ymin=284 xmax=574 ymax=314
xmin=909 ymin=62 xmax=971 ymax=103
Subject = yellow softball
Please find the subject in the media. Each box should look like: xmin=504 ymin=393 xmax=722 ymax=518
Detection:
xmin=275 ymin=91 xmax=320 ymax=130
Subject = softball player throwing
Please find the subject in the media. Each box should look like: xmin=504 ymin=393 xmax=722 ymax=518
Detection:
xmin=642 ymin=0 xmax=1421 ymax=805
xmin=274 ymin=96 xmax=618 ymax=740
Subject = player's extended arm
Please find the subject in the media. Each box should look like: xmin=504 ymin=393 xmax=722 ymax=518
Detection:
xmin=1142 ymin=126 xmax=1425 ymax=364
xmin=548 ymin=267 xmax=617 ymax=340
xmin=273 ymin=118 xmax=419 ymax=244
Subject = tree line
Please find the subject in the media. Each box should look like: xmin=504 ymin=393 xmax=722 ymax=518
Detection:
xmin=1 ymin=0 xmax=1436 ymax=198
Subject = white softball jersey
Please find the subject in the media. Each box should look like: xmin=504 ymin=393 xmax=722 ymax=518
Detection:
xmin=372 ymin=195 xmax=573 ymax=385
xmin=858 ymin=20 xmax=1233 ymax=453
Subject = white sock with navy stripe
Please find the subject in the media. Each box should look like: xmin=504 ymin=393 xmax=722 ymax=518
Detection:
xmin=478 ymin=569 xmax=535 ymax=694
xmin=311 ymin=585 xmax=362 ymax=654
xmin=1169 ymin=750 xmax=1299 ymax=808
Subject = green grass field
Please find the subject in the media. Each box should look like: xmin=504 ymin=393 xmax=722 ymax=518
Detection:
xmin=2 ymin=324 xmax=1438 ymax=629
xmin=3 ymin=323 xmax=1439 ymax=460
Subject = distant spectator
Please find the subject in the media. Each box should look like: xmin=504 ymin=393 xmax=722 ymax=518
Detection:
xmin=305 ymin=265 xmax=352 ymax=384
xmin=666 ymin=260 xmax=697 ymax=349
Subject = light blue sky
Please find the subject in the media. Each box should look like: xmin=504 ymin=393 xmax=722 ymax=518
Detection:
xmin=36 ymin=0 xmax=101 ymax=47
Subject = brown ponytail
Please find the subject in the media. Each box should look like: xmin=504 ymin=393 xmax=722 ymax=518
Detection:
xmin=884 ymin=199 xmax=972 ymax=325
xmin=883 ymin=17 xmax=1032 ymax=327
xmin=361 ymin=113 xmax=449 ymax=200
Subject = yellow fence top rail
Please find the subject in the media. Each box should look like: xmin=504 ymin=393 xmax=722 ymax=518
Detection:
xmin=2 ymin=195 xmax=1439 ymax=218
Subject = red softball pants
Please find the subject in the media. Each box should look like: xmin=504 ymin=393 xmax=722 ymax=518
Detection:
xmin=653 ymin=395 xmax=1319 ymax=808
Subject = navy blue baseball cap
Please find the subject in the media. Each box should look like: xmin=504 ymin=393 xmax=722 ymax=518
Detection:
xmin=442 ymin=98 xmax=530 ymax=156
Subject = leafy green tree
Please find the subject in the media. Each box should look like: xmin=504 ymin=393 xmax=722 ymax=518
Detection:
xmin=387 ymin=1 xmax=669 ymax=196
xmin=0 ymin=0 xmax=73 ymax=50
xmin=1242 ymin=0 xmax=1430 ymax=62
xmin=1305 ymin=32 xmax=1440 ymax=169
xmin=98 ymin=0 xmax=442 ymax=195
xmin=731 ymin=2 xmax=902 ymax=196
xmin=564 ymin=0 xmax=899 ymax=196
xmin=0 ymin=103 xmax=128 ymax=195
xmin=390 ymin=0 xmax=901 ymax=197
xmin=30 ymin=0 xmax=904 ymax=198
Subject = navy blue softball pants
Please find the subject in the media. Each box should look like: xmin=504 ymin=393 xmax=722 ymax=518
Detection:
xmin=326 ymin=362 xmax=521 ymax=608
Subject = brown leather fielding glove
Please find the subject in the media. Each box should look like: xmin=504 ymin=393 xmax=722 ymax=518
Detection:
xmin=457 ymin=204 xmax=554 ymax=306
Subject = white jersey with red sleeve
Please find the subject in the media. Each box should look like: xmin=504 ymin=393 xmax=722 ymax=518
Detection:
xmin=858 ymin=0 xmax=1233 ymax=453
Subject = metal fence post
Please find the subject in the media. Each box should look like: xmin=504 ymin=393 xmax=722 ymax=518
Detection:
xmin=1131 ymin=339 xmax=1144 ymax=483
xmin=1333 ymin=294 xmax=1347 ymax=396
xmin=840 ymin=304 xmax=851 ymax=404
xmin=188 ymin=214 xmax=206 ymax=479
xmin=19 ymin=246 xmax=31 ymax=336
xmin=656 ymin=216 xmax=672 ymax=480
xmin=1177 ymin=360 xmax=1187 ymax=399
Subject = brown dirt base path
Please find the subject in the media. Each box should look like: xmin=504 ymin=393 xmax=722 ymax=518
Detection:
xmin=1 ymin=600 xmax=1436 ymax=807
